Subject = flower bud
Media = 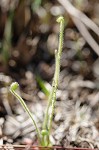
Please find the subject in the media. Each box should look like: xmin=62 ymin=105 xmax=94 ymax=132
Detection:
xmin=41 ymin=130 xmax=49 ymax=136
xmin=10 ymin=82 xmax=19 ymax=91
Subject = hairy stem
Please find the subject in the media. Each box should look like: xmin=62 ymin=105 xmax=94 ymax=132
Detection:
xmin=10 ymin=83 xmax=42 ymax=144
xmin=43 ymin=16 xmax=64 ymax=135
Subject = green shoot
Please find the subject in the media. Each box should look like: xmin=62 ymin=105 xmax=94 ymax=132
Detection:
xmin=10 ymin=16 xmax=65 ymax=146
xmin=36 ymin=75 xmax=50 ymax=97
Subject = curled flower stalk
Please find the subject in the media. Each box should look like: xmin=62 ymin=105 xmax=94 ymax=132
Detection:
xmin=10 ymin=82 xmax=42 ymax=145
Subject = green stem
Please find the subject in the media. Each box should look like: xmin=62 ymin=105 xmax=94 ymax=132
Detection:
xmin=10 ymin=83 xmax=42 ymax=144
xmin=42 ymin=54 xmax=57 ymax=145
xmin=43 ymin=16 xmax=64 ymax=134
xmin=48 ymin=17 xmax=64 ymax=133
xmin=43 ymin=60 xmax=56 ymax=130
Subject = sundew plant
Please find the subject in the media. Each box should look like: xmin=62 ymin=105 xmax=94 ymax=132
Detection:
xmin=10 ymin=16 xmax=64 ymax=146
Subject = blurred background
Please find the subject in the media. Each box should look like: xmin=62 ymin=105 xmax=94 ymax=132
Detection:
xmin=0 ymin=0 xmax=99 ymax=148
